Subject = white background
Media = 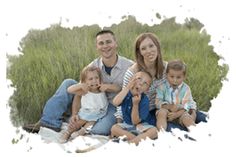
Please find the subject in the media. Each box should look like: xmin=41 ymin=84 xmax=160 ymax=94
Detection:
xmin=0 ymin=0 xmax=235 ymax=156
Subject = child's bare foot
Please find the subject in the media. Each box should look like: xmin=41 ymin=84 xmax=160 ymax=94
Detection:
xmin=70 ymin=127 xmax=87 ymax=139
xmin=58 ymin=130 xmax=71 ymax=143
xmin=128 ymin=137 xmax=141 ymax=145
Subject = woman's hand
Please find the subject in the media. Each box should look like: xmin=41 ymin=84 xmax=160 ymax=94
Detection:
xmin=99 ymin=83 xmax=108 ymax=92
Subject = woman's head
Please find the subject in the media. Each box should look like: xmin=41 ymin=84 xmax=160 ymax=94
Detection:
xmin=80 ymin=66 xmax=102 ymax=89
xmin=134 ymin=33 xmax=164 ymax=79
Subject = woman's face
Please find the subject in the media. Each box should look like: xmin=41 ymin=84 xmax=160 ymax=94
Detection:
xmin=139 ymin=37 xmax=159 ymax=64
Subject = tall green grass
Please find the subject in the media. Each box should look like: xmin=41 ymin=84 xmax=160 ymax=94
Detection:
xmin=7 ymin=15 xmax=228 ymax=126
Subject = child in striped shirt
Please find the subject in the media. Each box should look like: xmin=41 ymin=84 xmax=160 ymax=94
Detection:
xmin=155 ymin=59 xmax=196 ymax=131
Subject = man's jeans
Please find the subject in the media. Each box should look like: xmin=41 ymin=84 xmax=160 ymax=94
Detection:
xmin=40 ymin=79 xmax=77 ymax=129
xmin=40 ymin=79 xmax=116 ymax=135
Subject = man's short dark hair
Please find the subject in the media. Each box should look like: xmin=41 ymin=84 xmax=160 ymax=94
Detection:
xmin=96 ymin=30 xmax=115 ymax=37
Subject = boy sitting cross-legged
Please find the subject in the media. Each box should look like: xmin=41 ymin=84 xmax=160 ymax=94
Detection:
xmin=111 ymin=71 xmax=158 ymax=145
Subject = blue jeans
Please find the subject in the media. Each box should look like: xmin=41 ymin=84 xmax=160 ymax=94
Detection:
xmin=90 ymin=103 xmax=116 ymax=135
xmin=40 ymin=79 xmax=77 ymax=129
xmin=40 ymin=79 xmax=116 ymax=135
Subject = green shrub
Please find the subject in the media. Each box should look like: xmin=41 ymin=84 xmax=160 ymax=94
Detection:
xmin=7 ymin=15 xmax=228 ymax=126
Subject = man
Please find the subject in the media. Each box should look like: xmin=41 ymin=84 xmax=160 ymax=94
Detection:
xmin=23 ymin=30 xmax=133 ymax=135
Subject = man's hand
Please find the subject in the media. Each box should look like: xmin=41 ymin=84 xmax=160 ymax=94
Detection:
xmin=99 ymin=83 xmax=108 ymax=92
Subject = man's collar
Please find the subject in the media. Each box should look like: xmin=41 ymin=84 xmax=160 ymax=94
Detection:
xmin=99 ymin=55 xmax=122 ymax=69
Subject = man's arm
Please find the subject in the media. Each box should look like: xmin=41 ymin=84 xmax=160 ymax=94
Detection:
xmin=99 ymin=83 xmax=121 ymax=93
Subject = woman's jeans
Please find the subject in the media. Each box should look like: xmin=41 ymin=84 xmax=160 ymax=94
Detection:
xmin=40 ymin=79 xmax=116 ymax=135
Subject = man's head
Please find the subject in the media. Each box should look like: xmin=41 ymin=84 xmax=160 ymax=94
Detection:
xmin=96 ymin=30 xmax=118 ymax=60
xmin=166 ymin=59 xmax=186 ymax=89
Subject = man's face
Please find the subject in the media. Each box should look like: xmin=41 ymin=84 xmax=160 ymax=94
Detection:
xmin=96 ymin=33 xmax=117 ymax=59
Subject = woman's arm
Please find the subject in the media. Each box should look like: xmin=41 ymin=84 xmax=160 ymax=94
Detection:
xmin=99 ymin=83 xmax=121 ymax=93
xmin=122 ymin=64 xmax=138 ymax=87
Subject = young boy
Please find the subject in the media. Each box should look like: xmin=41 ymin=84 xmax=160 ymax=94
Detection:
xmin=111 ymin=71 xmax=158 ymax=145
xmin=155 ymin=59 xmax=197 ymax=131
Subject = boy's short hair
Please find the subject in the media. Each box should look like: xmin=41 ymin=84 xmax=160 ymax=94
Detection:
xmin=140 ymin=71 xmax=152 ymax=82
xmin=80 ymin=66 xmax=102 ymax=83
xmin=135 ymin=71 xmax=152 ymax=87
xmin=167 ymin=59 xmax=187 ymax=75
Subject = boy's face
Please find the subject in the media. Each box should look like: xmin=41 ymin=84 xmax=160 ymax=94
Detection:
xmin=167 ymin=69 xmax=185 ymax=89
xmin=131 ymin=72 xmax=151 ymax=95
xmin=85 ymin=71 xmax=100 ymax=90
